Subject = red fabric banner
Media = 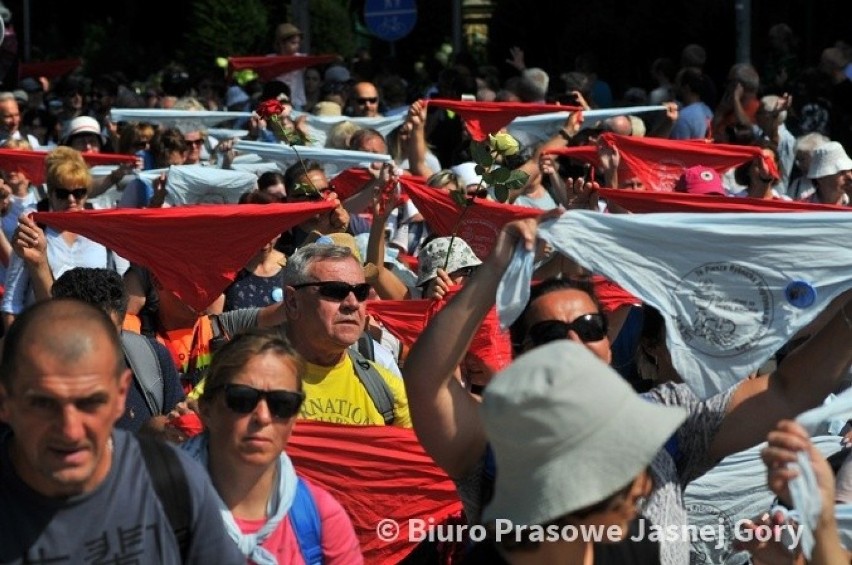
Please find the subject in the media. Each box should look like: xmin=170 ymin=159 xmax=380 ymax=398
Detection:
xmin=596 ymin=187 xmax=852 ymax=213
xmin=425 ymin=99 xmax=580 ymax=141
xmin=0 ymin=149 xmax=137 ymax=186
xmin=545 ymin=133 xmax=763 ymax=191
xmin=227 ymin=55 xmax=339 ymax=82
xmin=18 ymin=58 xmax=82 ymax=80
xmin=287 ymin=421 xmax=464 ymax=564
xmin=330 ymin=167 xmax=414 ymax=209
xmin=399 ymin=175 xmax=541 ymax=259
xmin=367 ymin=294 xmax=513 ymax=374
xmin=32 ymin=202 xmax=334 ymax=311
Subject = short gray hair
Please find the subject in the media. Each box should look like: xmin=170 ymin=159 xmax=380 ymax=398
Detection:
xmin=283 ymin=243 xmax=357 ymax=286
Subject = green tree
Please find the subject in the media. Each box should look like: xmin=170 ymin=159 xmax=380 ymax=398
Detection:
xmin=183 ymin=0 xmax=269 ymax=78
xmin=306 ymin=0 xmax=357 ymax=59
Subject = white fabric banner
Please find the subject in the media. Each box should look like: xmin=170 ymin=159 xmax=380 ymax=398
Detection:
xmin=164 ymin=164 xmax=257 ymax=206
xmin=290 ymin=111 xmax=407 ymax=148
xmin=507 ymin=105 xmax=667 ymax=144
xmin=497 ymin=210 xmax=852 ymax=400
xmin=234 ymin=140 xmax=392 ymax=178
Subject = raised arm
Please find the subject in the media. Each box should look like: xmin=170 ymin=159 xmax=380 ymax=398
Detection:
xmin=709 ymin=289 xmax=852 ymax=461
xmin=365 ymin=169 xmax=409 ymax=300
xmin=11 ymin=214 xmax=53 ymax=301
xmin=403 ymin=99 xmax=434 ymax=178
xmin=403 ymin=212 xmax=557 ymax=478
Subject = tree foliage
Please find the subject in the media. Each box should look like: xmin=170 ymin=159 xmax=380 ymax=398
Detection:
xmin=184 ymin=0 xmax=269 ymax=78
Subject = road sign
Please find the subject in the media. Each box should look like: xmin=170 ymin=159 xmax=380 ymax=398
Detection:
xmin=364 ymin=0 xmax=417 ymax=42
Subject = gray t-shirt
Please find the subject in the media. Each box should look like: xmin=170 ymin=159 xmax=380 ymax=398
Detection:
xmin=455 ymin=381 xmax=735 ymax=565
xmin=0 ymin=430 xmax=244 ymax=564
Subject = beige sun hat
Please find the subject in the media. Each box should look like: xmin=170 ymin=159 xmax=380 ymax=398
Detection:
xmin=481 ymin=341 xmax=686 ymax=527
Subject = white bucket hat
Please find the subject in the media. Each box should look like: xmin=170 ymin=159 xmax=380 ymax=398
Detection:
xmin=61 ymin=116 xmax=106 ymax=146
xmin=450 ymin=162 xmax=483 ymax=189
xmin=807 ymin=141 xmax=852 ymax=179
xmin=481 ymin=341 xmax=686 ymax=527
xmin=416 ymin=236 xmax=482 ymax=287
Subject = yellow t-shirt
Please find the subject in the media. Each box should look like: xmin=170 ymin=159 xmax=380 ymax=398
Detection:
xmin=300 ymin=354 xmax=412 ymax=428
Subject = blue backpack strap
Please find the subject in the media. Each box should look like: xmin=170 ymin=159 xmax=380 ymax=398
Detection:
xmin=290 ymin=477 xmax=323 ymax=565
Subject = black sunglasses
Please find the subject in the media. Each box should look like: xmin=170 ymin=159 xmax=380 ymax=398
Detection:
xmin=356 ymin=97 xmax=378 ymax=104
xmin=291 ymin=281 xmax=371 ymax=301
xmin=527 ymin=313 xmax=608 ymax=347
xmin=53 ymin=187 xmax=88 ymax=200
xmin=221 ymin=384 xmax=304 ymax=419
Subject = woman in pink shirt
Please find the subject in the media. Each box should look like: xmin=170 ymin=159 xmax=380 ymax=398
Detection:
xmin=183 ymin=327 xmax=362 ymax=564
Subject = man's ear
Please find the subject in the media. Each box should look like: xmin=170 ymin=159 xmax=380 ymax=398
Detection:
xmin=283 ymin=287 xmax=300 ymax=320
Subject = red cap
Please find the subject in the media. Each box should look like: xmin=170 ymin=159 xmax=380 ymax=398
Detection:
xmin=674 ymin=166 xmax=726 ymax=196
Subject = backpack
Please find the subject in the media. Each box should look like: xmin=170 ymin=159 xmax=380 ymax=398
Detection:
xmin=121 ymin=331 xmax=165 ymax=416
xmin=137 ymin=435 xmax=323 ymax=564
xmin=347 ymin=342 xmax=395 ymax=426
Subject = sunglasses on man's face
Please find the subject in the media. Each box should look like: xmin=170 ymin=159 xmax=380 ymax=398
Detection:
xmin=221 ymin=384 xmax=304 ymax=419
xmin=527 ymin=313 xmax=608 ymax=347
xmin=53 ymin=187 xmax=88 ymax=200
xmin=291 ymin=280 xmax=371 ymax=302
xmin=356 ymin=97 xmax=378 ymax=105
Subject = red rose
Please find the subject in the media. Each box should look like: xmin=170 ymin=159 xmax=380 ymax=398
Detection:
xmin=256 ymin=99 xmax=285 ymax=121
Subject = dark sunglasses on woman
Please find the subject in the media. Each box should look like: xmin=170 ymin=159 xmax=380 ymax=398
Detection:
xmin=221 ymin=384 xmax=305 ymax=419
xmin=527 ymin=313 xmax=608 ymax=347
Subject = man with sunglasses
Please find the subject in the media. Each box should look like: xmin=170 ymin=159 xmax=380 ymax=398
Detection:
xmin=282 ymin=243 xmax=411 ymax=427
xmin=348 ymin=82 xmax=383 ymax=118
xmin=0 ymin=299 xmax=244 ymax=562
xmin=404 ymin=215 xmax=852 ymax=564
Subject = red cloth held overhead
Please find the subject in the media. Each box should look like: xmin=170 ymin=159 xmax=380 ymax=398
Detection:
xmin=596 ymin=188 xmax=852 ymax=214
xmin=227 ymin=55 xmax=339 ymax=82
xmin=425 ymin=98 xmax=581 ymax=141
xmin=18 ymin=58 xmax=82 ymax=80
xmin=32 ymin=202 xmax=334 ymax=312
xmin=288 ymin=421 xmax=464 ymax=564
xmin=545 ymin=133 xmax=763 ymax=192
xmin=367 ymin=292 xmax=513 ymax=375
xmin=399 ymin=175 xmax=541 ymax=259
xmin=0 ymin=149 xmax=137 ymax=186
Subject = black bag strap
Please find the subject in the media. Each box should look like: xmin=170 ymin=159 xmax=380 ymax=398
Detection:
xmin=137 ymin=435 xmax=191 ymax=561
xmin=347 ymin=348 xmax=395 ymax=425
xmin=121 ymin=331 xmax=165 ymax=416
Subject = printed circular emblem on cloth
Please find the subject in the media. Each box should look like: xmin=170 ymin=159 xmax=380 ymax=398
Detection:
xmin=271 ymin=287 xmax=283 ymax=302
xmin=675 ymin=262 xmax=773 ymax=357
xmin=784 ymin=280 xmax=815 ymax=308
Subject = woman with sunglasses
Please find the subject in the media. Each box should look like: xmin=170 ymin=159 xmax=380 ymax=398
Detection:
xmin=2 ymin=147 xmax=129 ymax=330
xmin=183 ymin=326 xmax=362 ymax=564
xmin=404 ymin=214 xmax=852 ymax=565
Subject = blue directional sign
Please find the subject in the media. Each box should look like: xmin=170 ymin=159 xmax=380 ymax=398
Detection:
xmin=364 ymin=0 xmax=417 ymax=42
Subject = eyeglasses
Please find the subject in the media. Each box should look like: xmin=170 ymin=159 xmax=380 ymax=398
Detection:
xmin=53 ymin=187 xmax=88 ymax=200
xmin=291 ymin=281 xmax=371 ymax=301
xmin=220 ymin=384 xmax=304 ymax=419
xmin=527 ymin=313 xmax=608 ymax=347
xmin=186 ymin=139 xmax=205 ymax=147
xmin=356 ymin=97 xmax=378 ymax=105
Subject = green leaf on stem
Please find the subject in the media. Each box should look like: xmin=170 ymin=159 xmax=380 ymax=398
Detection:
xmin=491 ymin=166 xmax=511 ymax=183
xmin=503 ymin=169 xmax=530 ymax=191
xmin=493 ymin=185 xmax=509 ymax=203
xmin=470 ymin=141 xmax=493 ymax=168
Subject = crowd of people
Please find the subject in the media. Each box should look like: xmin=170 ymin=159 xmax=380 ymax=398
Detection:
xmin=0 ymin=18 xmax=851 ymax=565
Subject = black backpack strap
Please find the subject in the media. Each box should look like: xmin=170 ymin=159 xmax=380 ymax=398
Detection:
xmin=121 ymin=331 xmax=165 ymax=416
xmin=347 ymin=348 xmax=395 ymax=425
xmin=137 ymin=435 xmax=191 ymax=561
